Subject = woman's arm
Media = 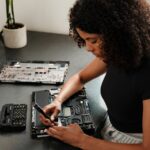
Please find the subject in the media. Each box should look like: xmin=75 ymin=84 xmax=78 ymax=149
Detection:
xmin=40 ymin=57 xmax=106 ymax=123
xmin=40 ymin=57 xmax=106 ymax=124
xmin=55 ymin=57 xmax=107 ymax=104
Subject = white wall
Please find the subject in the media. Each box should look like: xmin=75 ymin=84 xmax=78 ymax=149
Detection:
xmin=0 ymin=0 xmax=76 ymax=34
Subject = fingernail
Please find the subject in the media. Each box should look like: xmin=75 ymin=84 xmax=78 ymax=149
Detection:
xmin=51 ymin=116 xmax=54 ymax=121
xmin=44 ymin=129 xmax=47 ymax=132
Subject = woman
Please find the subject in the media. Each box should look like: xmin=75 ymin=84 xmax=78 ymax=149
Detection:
xmin=40 ymin=0 xmax=150 ymax=149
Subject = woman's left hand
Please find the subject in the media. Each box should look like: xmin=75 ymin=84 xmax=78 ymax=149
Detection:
xmin=45 ymin=123 xmax=85 ymax=147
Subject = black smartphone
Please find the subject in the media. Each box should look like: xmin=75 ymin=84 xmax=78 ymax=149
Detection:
xmin=34 ymin=103 xmax=50 ymax=119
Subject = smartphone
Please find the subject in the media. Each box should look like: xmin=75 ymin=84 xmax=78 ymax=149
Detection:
xmin=34 ymin=103 xmax=50 ymax=119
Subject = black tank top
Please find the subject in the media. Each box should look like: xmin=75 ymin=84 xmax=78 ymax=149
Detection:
xmin=101 ymin=60 xmax=150 ymax=133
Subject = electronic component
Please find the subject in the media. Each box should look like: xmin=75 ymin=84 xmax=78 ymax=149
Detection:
xmin=0 ymin=104 xmax=27 ymax=131
xmin=31 ymin=88 xmax=95 ymax=138
xmin=0 ymin=61 xmax=69 ymax=84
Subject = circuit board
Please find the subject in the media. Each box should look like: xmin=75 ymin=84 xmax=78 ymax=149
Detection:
xmin=0 ymin=61 xmax=69 ymax=84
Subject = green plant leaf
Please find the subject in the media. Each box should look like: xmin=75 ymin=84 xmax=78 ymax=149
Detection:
xmin=5 ymin=0 xmax=16 ymax=28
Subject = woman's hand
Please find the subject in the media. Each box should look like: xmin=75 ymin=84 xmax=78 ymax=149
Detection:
xmin=45 ymin=123 xmax=85 ymax=147
xmin=39 ymin=100 xmax=62 ymax=126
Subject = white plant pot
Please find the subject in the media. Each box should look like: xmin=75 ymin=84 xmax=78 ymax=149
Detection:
xmin=3 ymin=23 xmax=27 ymax=49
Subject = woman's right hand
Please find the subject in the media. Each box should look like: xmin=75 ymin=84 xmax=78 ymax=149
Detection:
xmin=39 ymin=100 xmax=62 ymax=126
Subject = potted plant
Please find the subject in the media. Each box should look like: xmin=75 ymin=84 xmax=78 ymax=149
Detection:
xmin=2 ymin=0 xmax=27 ymax=48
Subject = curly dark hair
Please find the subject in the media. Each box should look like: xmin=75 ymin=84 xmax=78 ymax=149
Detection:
xmin=69 ymin=0 xmax=150 ymax=70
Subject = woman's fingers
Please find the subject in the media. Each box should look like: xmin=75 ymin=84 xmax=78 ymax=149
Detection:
xmin=39 ymin=114 xmax=51 ymax=126
xmin=50 ymin=109 xmax=60 ymax=121
xmin=39 ymin=114 xmax=58 ymax=126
